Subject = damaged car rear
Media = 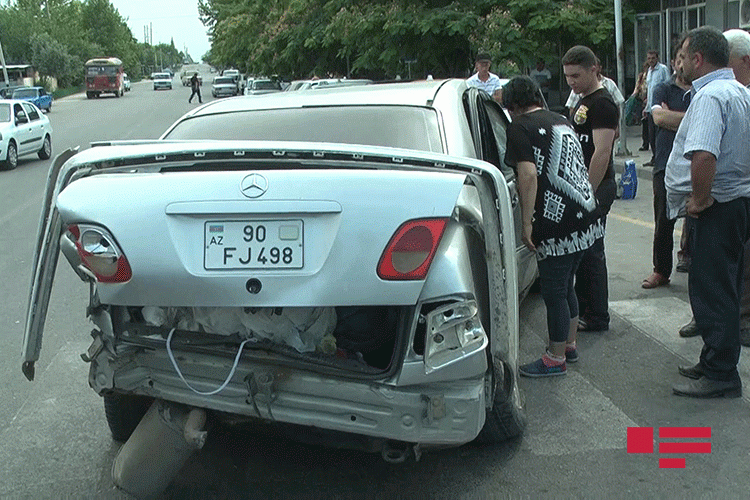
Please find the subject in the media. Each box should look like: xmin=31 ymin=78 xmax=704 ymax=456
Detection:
xmin=23 ymin=80 xmax=531 ymax=467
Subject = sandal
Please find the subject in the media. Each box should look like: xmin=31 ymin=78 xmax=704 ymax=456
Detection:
xmin=642 ymin=272 xmax=670 ymax=289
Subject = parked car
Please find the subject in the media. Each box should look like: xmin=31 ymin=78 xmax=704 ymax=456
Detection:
xmin=11 ymin=86 xmax=53 ymax=112
xmin=243 ymin=78 xmax=282 ymax=96
xmin=0 ymin=99 xmax=52 ymax=170
xmin=123 ymin=74 xmax=131 ymax=92
xmin=289 ymin=78 xmax=373 ymax=91
xmin=22 ymin=80 xmax=535 ymax=461
xmin=222 ymin=69 xmax=242 ymax=92
xmin=0 ymin=85 xmax=24 ymax=99
xmin=152 ymin=73 xmax=173 ymax=91
xmin=211 ymin=76 xmax=238 ymax=98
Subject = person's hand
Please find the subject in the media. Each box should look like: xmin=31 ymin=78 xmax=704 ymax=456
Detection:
xmin=522 ymin=222 xmax=536 ymax=252
xmin=661 ymin=102 xmax=670 ymax=110
xmin=686 ymin=194 xmax=714 ymax=218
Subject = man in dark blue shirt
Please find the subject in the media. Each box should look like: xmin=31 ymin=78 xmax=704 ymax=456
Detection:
xmin=641 ymin=52 xmax=691 ymax=290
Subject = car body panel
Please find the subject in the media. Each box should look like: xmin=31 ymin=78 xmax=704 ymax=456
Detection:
xmin=23 ymin=80 xmax=529 ymax=449
xmin=11 ymin=86 xmax=52 ymax=112
xmin=153 ymin=73 xmax=173 ymax=90
xmin=0 ymin=99 xmax=53 ymax=164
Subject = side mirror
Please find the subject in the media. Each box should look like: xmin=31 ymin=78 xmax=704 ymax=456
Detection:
xmin=15 ymin=111 xmax=28 ymax=124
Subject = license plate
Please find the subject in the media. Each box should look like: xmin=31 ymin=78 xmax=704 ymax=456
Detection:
xmin=204 ymin=220 xmax=303 ymax=270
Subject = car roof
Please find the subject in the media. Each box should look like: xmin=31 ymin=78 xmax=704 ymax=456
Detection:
xmin=185 ymin=79 xmax=462 ymax=117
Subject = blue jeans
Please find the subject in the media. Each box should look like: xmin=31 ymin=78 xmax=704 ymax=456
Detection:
xmin=538 ymin=251 xmax=585 ymax=343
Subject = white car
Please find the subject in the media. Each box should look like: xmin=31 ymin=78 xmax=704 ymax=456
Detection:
xmin=123 ymin=74 xmax=131 ymax=92
xmin=152 ymin=73 xmax=173 ymax=91
xmin=23 ymin=80 xmax=535 ymax=462
xmin=0 ymin=99 xmax=52 ymax=170
xmin=211 ymin=76 xmax=238 ymax=98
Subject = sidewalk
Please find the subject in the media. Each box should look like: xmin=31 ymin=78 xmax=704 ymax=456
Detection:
xmin=613 ymin=124 xmax=656 ymax=181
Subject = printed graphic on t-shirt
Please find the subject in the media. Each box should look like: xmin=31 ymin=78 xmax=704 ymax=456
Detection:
xmin=546 ymin=124 xmax=596 ymax=213
xmin=573 ymin=105 xmax=588 ymax=125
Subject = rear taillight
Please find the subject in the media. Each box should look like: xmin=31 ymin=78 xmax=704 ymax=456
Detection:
xmin=377 ymin=218 xmax=448 ymax=280
xmin=66 ymin=224 xmax=132 ymax=283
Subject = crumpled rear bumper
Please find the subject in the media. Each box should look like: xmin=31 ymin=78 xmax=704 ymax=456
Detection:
xmin=90 ymin=345 xmax=487 ymax=446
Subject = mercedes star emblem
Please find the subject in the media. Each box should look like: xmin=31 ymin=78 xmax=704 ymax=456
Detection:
xmin=240 ymin=173 xmax=269 ymax=198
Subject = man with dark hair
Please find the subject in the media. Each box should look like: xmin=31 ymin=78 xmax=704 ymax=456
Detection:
xmin=467 ymin=52 xmax=502 ymax=101
xmin=502 ymin=76 xmax=596 ymax=377
xmin=642 ymin=47 xmax=691 ymax=289
xmin=666 ymin=26 xmax=750 ymax=398
xmin=642 ymin=50 xmax=670 ymax=166
xmin=562 ymin=45 xmax=619 ymax=333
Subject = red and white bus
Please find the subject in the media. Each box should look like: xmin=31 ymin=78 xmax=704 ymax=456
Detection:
xmin=84 ymin=57 xmax=125 ymax=98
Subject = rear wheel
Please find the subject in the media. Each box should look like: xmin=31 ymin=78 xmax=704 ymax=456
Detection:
xmin=475 ymin=358 xmax=526 ymax=443
xmin=86 ymin=91 xmax=93 ymax=99
xmin=103 ymin=393 xmax=154 ymax=442
xmin=38 ymin=135 xmax=51 ymax=160
xmin=2 ymin=141 xmax=18 ymax=170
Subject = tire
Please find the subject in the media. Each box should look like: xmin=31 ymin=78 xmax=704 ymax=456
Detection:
xmin=475 ymin=358 xmax=526 ymax=443
xmin=103 ymin=393 xmax=154 ymax=442
xmin=1 ymin=141 xmax=18 ymax=170
xmin=38 ymin=135 xmax=51 ymax=160
xmin=86 ymin=91 xmax=93 ymax=99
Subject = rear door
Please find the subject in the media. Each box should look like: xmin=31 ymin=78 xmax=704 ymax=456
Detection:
xmin=464 ymin=90 xmax=537 ymax=296
xmin=21 ymin=103 xmax=44 ymax=152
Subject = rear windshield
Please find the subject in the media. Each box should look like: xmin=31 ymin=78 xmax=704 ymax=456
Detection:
xmin=154 ymin=73 xmax=171 ymax=79
xmin=163 ymin=106 xmax=443 ymax=153
xmin=86 ymin=66 xmax=118 ymax=76
xmin=0 ymin=103 xmax=10 ymax=122
xmin=214 ymin=77 xmax=234 ymax=85
xmin=12 ymin=88 xmax=35 ymax=98
xmin=253 ymin=81 xmax=281 ymax=90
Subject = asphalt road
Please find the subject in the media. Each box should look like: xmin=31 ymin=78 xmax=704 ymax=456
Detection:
xmin=0 ymin=82 xmax=748 ymax=499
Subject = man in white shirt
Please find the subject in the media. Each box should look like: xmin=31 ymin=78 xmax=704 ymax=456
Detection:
xmin=467 ymin=52 xmax=502 ymax=101
xmin=530 ymin=60 xmax=552 ymax=102
xmin=643 ymin=50 xmax=670 ymax=166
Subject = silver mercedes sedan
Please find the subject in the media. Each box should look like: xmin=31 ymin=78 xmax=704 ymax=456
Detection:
xmin=23 ymin=79 xmax=536 ymax=463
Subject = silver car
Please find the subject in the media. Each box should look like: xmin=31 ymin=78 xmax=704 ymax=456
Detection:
xmin=212 ymin=76 xmax=238 ymax=98
xmin=23 ymin=80 xmax=535 ymax=461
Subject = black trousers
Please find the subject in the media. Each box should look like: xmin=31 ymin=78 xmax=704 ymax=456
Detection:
xmin=641 ymin=117 xmax=649 ymax=148
xmin=690 ymin=198 xmax=750 ymax=381
xmin=538 ymin=251 xmax=584 ymax=343
xmin=575 ymin=218 xmax=609 ymax=329
xmin=189 ymin=87 xmax=202 ymax=103
xmin=652 ymin=171 xmax=676 ymax=278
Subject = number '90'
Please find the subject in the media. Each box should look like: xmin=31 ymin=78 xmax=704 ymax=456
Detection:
xmin=243 ymin=225 xmax=266 ymax=242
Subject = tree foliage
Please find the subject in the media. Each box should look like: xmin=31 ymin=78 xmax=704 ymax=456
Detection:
xmin=200 ymin=0 xmax=634 ymax=80
xmin=0 ymin=0 xmax=186 ymax=86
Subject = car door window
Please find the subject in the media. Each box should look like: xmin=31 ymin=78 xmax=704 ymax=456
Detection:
xmin=13 ymin=103 xmax=28 ymax=123
xmin=480 ymin=100 xmax=516 ymax=181
xmin=21 ymin=103 xmax=40 ymax=121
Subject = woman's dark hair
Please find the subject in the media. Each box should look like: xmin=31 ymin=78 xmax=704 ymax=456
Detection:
xmin=501 ymin=76 xmax=543 ymax=112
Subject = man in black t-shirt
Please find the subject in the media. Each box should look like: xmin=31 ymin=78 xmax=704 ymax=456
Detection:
xmin=562 ymin=45 xmax=619 ymax=332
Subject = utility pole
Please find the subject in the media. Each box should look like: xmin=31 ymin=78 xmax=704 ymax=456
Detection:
xmin=614 ymin=0 xmax=631 ymax=157
xmin=0 ymin=40 xmax=10 ymax=88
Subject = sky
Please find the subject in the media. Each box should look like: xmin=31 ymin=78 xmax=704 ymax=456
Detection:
xmin=110 ymin=1 xmax=212 ymax=61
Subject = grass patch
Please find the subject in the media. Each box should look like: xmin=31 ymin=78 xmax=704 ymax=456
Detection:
xmin=52 ymin=86 xmax=83 ymax=99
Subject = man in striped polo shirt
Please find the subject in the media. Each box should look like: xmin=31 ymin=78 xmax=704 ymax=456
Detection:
xmin=666 ymin=26 xmax=750 ymax=399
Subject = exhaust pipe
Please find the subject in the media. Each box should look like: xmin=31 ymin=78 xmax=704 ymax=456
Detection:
xmin=112 ymin=400 xmax=207 ymax=499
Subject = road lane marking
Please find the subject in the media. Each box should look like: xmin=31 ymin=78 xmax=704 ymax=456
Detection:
xmin=609 ymin=212 xmax=654 ymax=230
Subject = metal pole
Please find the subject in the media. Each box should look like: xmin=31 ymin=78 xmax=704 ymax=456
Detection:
xmin=614 ymin=0 xmax=631 ymax=157
xmin=0 ymin=40 xmax=10 ymax=89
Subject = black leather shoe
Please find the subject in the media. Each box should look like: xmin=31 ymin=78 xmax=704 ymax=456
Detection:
xmin=639 ymin=146 xmax=649 ymax=151
xmin=679 ymin=319 xmax=699 ymax=338
xmin=578 ymin=317 xmax=608 ymax=332
xmin=678 ymin=363 xmax=705 ymax=380
xmin=741 ymin=328 xmax=750 ymax=347
xmin=673 ymin=377 xmax=742 ymax=398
